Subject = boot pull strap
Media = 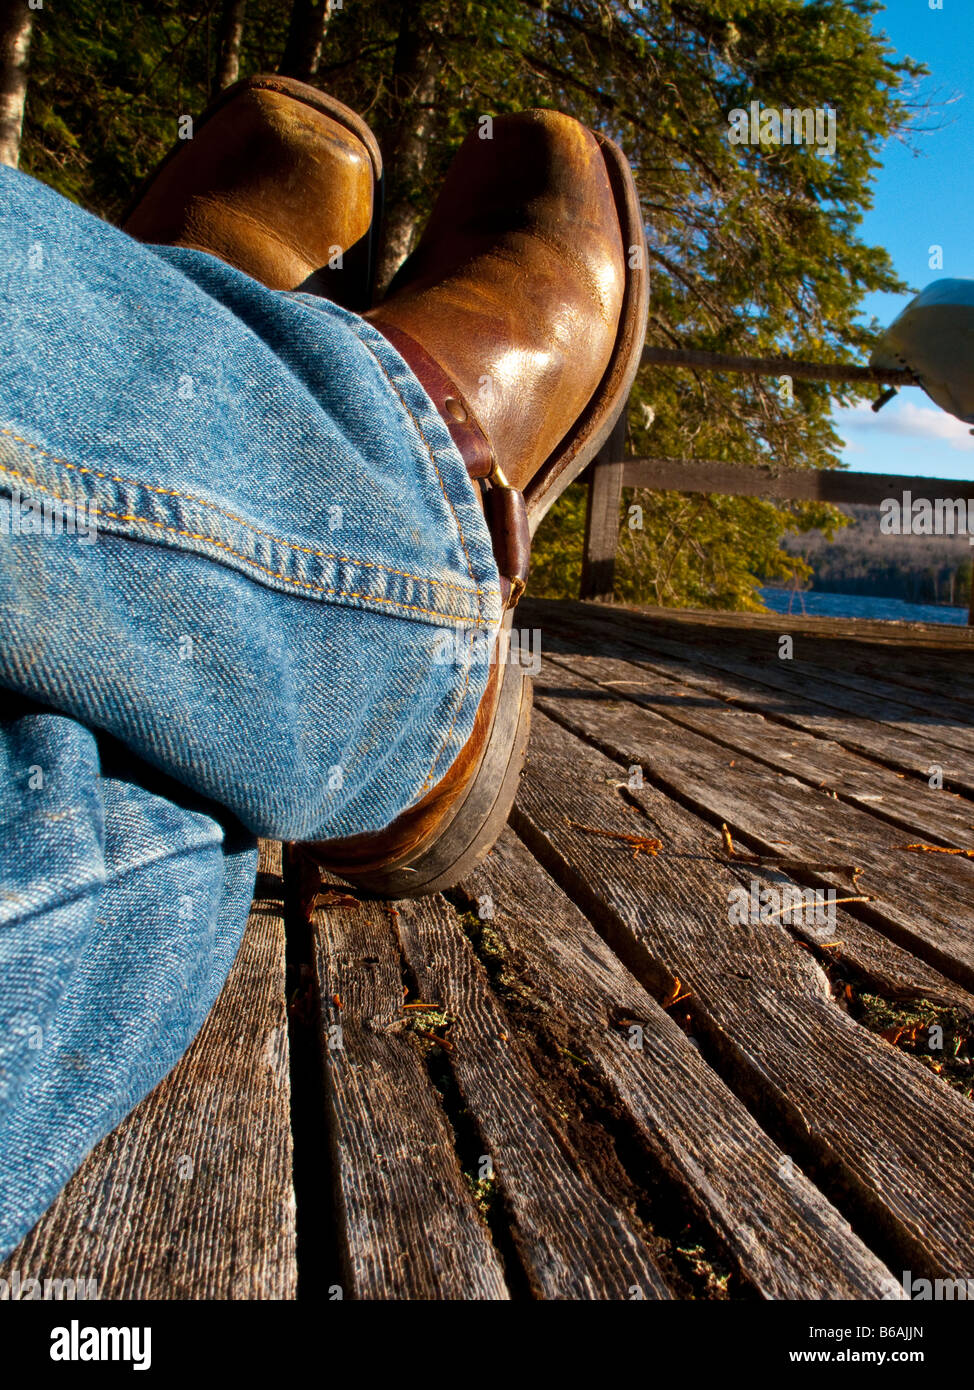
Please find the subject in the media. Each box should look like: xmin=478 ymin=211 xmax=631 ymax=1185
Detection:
xmin=484 ymin=484 xmax=529 ymax=609
xmin=371 ymin=320 xmax=529 ymax=608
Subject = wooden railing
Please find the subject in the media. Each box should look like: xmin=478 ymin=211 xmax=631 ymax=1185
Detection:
xmin=579 ymin=350 xmax=974 ymax=625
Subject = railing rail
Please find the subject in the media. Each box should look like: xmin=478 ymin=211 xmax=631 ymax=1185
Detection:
xmin=579 ymin=382 xmax=974 ymax=625
xmin=580 ymin=350 xmax=967 ymax=628
xmin=640 ymin=346 xmax=917 ymax=388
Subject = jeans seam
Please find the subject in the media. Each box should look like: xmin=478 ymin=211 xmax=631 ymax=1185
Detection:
xmin=356 ymin=339 xmax=486 ymax=632
xmin=349 ymin=340 xmax=492 ymax=792
xmin=418 ymin=628 xmax=476 ymax=794
xmin=0 ymin=462 xmax=494 ymax=626
xmin=0 ymin=427 xmax=487 ymax=599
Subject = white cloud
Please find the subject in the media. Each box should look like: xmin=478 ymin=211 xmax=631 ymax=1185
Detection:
xmin=837 ymin=400 xmax=974 ymax=451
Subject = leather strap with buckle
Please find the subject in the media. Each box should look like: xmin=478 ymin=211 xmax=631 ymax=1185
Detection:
xmin=373 ymin=321 xmax=530 ymax=609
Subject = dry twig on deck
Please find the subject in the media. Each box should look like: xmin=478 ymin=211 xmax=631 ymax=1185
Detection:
xmin=662 ymin=977 xmax=691 ymax=1009
xmin=891 ymin=843 xmax=974 ymax=860
xmin=717 ymin=824 xmax=861 ymax=881
xmin=567 ymin=819 xmax=663 ymax=859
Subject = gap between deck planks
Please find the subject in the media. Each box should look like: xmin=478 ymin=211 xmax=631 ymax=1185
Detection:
xmin=507 ymin=703 xmax=974 ymax=1280
xmin=307 ymin=869 xmax=672 ymax=1300
xmin=0 ymin=840 xmax=296 ymax=1300
xmin=527 ymin=599 xmax=974 ymax=876
xmin=302 ymin=842 xmax=900 ymax=1300
xmin=298 ymin=588 xmax=974 ymax=1299
xmin=461 ymin=832 xmax=899 ymax=1299
xmin=654 ymin=615 xmax=974 ymax=708
xmin=522 ymin=600 xmax=974 ymax=1005
xmin=596 ymin=601 xmax=974 ymax=654
xmin=525 ymin=599 xmax=974 ymax=796
xmin=4 ymin=601 xmax=970 ymax=1301
xmin=530 ymin=656 xmax=974 ymax=1013
xmin=530 ymin=643 xmax=974 ymax=993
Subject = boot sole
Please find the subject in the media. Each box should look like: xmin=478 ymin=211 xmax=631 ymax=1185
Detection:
xmin=334 ymin=612 xmax=533 ymax=899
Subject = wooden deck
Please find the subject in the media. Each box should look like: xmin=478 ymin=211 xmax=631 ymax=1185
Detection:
xmin=4 ymin=598 xmax=973 ymax=1300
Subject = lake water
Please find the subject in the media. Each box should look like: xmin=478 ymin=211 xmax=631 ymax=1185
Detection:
xmin=759 ymin=588 xmax=969 ymax=626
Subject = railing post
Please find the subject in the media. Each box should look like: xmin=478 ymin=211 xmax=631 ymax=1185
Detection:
xmin=579 ymin=413 xmax=627 ymax=602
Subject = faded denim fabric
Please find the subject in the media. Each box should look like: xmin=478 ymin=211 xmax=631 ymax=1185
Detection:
xmin=0 ymin=702 xmax=258 ymax=1257
xmin=0 ymin=166 xmax=501 ymax=1256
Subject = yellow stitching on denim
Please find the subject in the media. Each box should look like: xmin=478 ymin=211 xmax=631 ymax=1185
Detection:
xmin=357 ymin=341 xmax=485 ymax=628
xmin=0 ymin=465 xmax=490 ymax=626
xmin=0 ymin=427 xmax=488 ymax=598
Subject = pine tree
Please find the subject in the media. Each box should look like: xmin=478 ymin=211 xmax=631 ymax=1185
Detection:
xmin=213 ymin=0 xmax=247 ymax=97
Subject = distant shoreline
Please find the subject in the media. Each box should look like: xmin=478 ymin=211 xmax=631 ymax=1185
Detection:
xmin=780 ymin=503 xmax=971 ymax=612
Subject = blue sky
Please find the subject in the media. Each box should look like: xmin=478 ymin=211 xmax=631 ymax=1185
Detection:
xmin=832 ymin=0 xmax=974 ymax=480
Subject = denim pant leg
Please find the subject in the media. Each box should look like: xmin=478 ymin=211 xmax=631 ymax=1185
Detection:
xmin=0 ymin=166 xmax=502 ymax=1256
xmin=0 ymin=700 xmax=259 ymax=1257
xmin=0 ymin=164 xmax=503 ymax=839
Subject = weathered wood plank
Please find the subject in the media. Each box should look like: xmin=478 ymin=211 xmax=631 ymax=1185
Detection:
xmin=532 ymin=655 xmax=974 ymax=992
xmin=621 ymin=456 xmax=974 ymax=508
xmin=537 ymin=636 xmax=974 ymax=853
xmin=0 ymin=840 xmax=297 ymax=1299
xmin=602 ymin=605 xmax=974 ymax=757
xmin=512 ymin=711 xmax=974 ymax=1278
xmin=391 ymin=894 xmax=674 ymax=1300
xmin=309 ymin=892 xmax=510 ymax=1300
xmin=617 ymin=605 xmax=974 ymax=705
xmin=631 ymin=616 xmax=974 ymax=734
xmin=762 ymin=639 xmax=974 ymax=706
xmin=530 ymin=599 xmax=974 ymax=798
xmin=462 ymin=830 xmax=901 ymax=1299
xmin=558 ymin=599 xmax=974 ymax=766
xmin=586 ymin=599 xmax=974 ymax=651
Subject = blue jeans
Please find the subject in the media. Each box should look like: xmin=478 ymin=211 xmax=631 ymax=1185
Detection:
xmin=0 ymin=166 xmax=502 ymax=1257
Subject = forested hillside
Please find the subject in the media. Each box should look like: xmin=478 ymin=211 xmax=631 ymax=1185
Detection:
xmin=782 ymin=505 xmax=972 ymax=607
xmin=1 ymin=0 xmax=926 ymax=609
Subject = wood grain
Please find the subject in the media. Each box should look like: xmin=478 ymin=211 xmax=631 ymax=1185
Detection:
xmin=612 ymin=604 xmax=974 ymax=707
xmin=512 ymin=711 xmax=974 ymax=1279
xmin=579 ymin=597 xmax=973 ymax=650
xmin=529 ymin=599 xmax=974 ymax=793
xmin=309 ymin=893 xmax=510 ymax=1300
xmin=620 ymin=456 xmax=974 ymax=507
xmin=462 ymin=830 xmax=901 ymax=1299
xmin=392 ymin=893 xmax=674 ymax=1299
xmin=538 ymin=627 xmax=974 ymax=852
xmin=580 ymin=417 xmax=627 ymax=601
xmin=531 ymin=654 xmax=974 ymax=992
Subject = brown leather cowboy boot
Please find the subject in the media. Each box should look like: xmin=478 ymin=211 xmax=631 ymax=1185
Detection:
xmin=123 ymin=74 xmax=383 ymax=311
xmin=314 ymin=110 xmax=647 ymax=896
